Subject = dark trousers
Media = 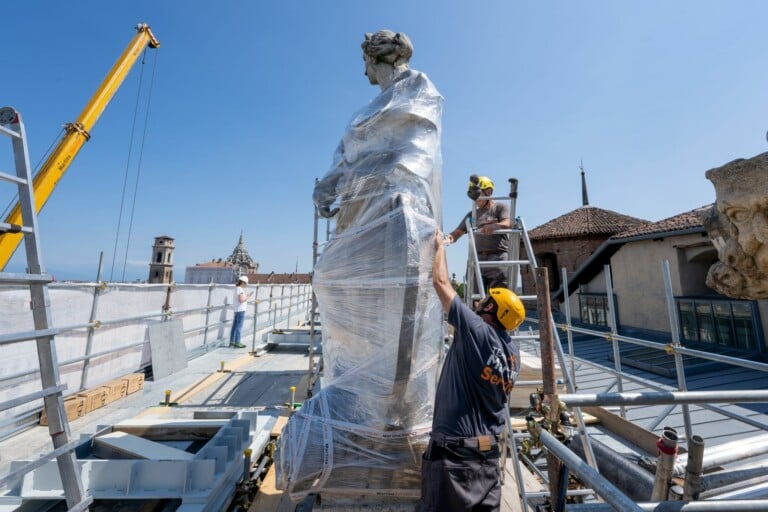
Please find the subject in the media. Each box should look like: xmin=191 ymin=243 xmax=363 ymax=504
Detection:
xmin=419 ymin=440 xmax=501 ymax=512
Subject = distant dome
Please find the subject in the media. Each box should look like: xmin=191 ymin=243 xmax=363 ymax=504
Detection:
xmin=225 ymin=232 xmax=258 ymax=274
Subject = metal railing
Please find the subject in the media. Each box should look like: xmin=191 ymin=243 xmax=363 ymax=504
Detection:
xmin=514 ymin=261 xmax=768 ymax=511
xmin=0 ymin=281 xmax=313 ymax=440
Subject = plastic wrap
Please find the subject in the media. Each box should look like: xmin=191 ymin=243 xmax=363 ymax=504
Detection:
xmin=276 ymin=69 xmax=443 ymax=500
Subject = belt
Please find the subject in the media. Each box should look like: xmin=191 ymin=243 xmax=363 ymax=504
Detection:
xmin=477 ymin=250 xmax=504 ymax=256
xmin=430 ymin=434 xmax=498 ymax=452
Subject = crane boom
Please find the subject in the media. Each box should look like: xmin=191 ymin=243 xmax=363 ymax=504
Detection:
xmin=0 ymin=23 xmax=160 ymax=270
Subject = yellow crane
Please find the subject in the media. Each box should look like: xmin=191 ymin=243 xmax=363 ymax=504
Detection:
xmin=0 ymin=23 xmax=160 ymax=270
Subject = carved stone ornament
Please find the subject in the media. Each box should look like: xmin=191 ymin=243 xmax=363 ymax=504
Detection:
xmin=701 ymin=152 xmax=768 ymax=299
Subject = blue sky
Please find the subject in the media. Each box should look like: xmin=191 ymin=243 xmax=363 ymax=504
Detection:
xmin=2 ymin=1 xmax=767 ymax=282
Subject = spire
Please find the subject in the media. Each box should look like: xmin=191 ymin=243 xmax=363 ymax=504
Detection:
xmin=225 ymin=232 xmax=258 ymax=274
xmin=580 ymin=160 xmax=589 ymax=206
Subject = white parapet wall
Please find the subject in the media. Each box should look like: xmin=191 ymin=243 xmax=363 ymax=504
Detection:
xmin=0 ymin=281 xmax=312 ymax=434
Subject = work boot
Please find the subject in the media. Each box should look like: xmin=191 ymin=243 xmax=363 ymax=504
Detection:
xmin=230 ymin=342 xmax=246 ymax=348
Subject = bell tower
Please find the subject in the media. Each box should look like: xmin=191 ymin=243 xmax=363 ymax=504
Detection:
xmin=148 ymin=235 xmax=175 ymax=283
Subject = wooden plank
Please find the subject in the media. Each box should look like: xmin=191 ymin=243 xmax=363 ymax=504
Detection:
xmin=124 ymin=373 xmax=145 ymax=394
xmin=39 ymin=395 xmax=86 ymax=425
xmin=248 ymin=459 xmax=295 ymax=512
xmin=93 ymin=431 xmax=193 ymax=460
xmin=77 ymin=386 xmax=110 ymax=413
xmin=270 ymin=410 xmax=291 ymax=439
xmin=583 ymin=406 xmax=660 ymax=455
xmin=102 ymin=378 xmax=128 ymax=404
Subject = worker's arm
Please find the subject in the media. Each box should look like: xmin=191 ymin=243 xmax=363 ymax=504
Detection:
xmin=478 ymin=217 xmax=511 ymax=235
xmin=433 ymin=231 xmax=457 ymax=312
xmin=447 ymin=226 xmax=465 ymax=244
xmin=238 ymin=289 xmax=254 ymax=304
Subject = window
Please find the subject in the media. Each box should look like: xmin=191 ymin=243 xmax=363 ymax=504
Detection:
xmin=676 ymin=297 xmax=760 ymax=352
xmin=578 ymin=293 xmax=615 ymax=328
xmin=156 ymin=252 xmax=162 ymax=263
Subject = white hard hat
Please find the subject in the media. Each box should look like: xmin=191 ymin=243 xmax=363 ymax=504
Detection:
xmin=238 ymin=276 xmax=249 ymax=285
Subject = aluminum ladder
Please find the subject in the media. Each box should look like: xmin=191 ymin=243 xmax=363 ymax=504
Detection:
xmin=0 ymin=107 xmax=91 ymax=511
xmin=462 ymin=178 xmax=537 ymax=305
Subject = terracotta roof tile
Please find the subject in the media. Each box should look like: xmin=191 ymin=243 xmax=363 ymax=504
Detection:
xmin=530 ymin=206 xmax=650 ymax=240
xmin=612 ymin=205 xmax=710 ymax=239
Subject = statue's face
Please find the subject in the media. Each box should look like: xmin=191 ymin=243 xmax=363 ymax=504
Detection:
xmin=719 ymin=193 xmax=768 ymax=269
xmin=363 ymin=54 xmax=378 ymax=85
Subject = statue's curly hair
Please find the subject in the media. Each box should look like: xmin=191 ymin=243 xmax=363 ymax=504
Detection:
xmin=361 ymin=30 xmax=413 ymax=66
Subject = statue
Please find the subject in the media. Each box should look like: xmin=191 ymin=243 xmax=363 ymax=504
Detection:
xmin=275 ymin=30 xmax=444 ymax=504
xmin=701 ymin=152 xmax=768 ymax=299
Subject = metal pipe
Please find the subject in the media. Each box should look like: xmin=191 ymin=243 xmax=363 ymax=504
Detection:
xmin=704 ymin=479 xmax=768 ymax=500
xmin=652 ymin=427 xmax=679 ymax=501
xmin=683 ymin=435 xmax=705 ymax=500
xmin=537 ymin=427 xmax=644 ymax=512
xmin=678 ymin=436 xmax=768 ymax=477
xmin=565 ymin=499 xmax=768 ymax=511
xmin=550 ymin=322 xmax=768 ymax=374
xmin=242 ymin=448 xmax=252 ymax=482
xmin=202 ymin=281 xmax=214 ymax=345
xmin=603 ymin=265 xmax=625 ymax=418
xmin=700 ymin=461 xmax=768 ymax=494
xmin=559 ymin=389 xmax=768 ymax=407
xmin=250 ymin=284 xmax=261 ymax=352
xmin=535 ymin=268 xmax=564 ymax=512
xmin=662 ymin=260 xmax=693 ymax=441
xmin=570 ymin=434 xmax=654 ymax=501
xmin=561 ymin=267 xmax=577 ymax=386
xmin=80 ymin=253 xmax=104 ymax=390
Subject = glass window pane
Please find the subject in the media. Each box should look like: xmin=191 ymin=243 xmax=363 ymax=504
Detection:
xmin=678 ymin=300 xmax=696 ymax=342
xmin=696 ymin=303 xmax=715 ymax=343
xmin=732 ymin=302 xmax=755 ymax=350
xmin=713 ymin=303 xmax=732 ymax=347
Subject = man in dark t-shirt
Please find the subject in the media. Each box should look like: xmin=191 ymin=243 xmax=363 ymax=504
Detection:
xmin=447 ymin=176 xmax=511 ymax=292
xmin=419 ymin=231 xmax=525 ymax=512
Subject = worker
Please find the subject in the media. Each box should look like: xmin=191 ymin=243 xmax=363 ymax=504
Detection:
xmin=446 ymin=175 xmax=511 ymax=293
xmin=229 ymin=276 xmax=254 ymax=348
xmin=420 ymin=231 xmax=524 ymax=512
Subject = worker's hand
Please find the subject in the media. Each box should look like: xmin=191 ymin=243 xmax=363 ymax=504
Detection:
xmin=435 ymin=229 xmax=445 ymax=250
xmin=444 ymin=234 xmax=454 ymax=244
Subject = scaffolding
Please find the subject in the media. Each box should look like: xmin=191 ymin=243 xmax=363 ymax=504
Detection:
xmin=460 ymin=177 xmax=768 ymax=511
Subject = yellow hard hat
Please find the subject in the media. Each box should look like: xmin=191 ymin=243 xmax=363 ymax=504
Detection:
xmin=468 ymin=175 xmax=494 ymax=192
xmin=488 ymin=288 xmax=525 ymax=330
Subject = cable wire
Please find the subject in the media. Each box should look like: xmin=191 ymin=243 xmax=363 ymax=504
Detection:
xmin=109 ymin=49 xmax=147 ymax=281
xmin=121 ymin=48 xmax=159 ymax=281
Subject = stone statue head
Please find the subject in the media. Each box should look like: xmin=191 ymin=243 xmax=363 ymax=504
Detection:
xmin=701 ymin=152 xmax=768 ymax=299
xmin=361 ymin=30 xmax=413 ymax=88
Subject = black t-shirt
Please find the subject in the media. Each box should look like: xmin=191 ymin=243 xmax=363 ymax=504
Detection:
xmin=431 ymin=296 xmax=520 ymax=438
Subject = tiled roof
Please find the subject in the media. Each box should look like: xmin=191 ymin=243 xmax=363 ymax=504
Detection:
xmin=247 ymin=272 xmax=312 ymax=284
xmin=529 ymin=206 xmax=650 ymax=240
xmin=612 ymin=205 xmax=710 ymax=239
xmin=194 ymin=261 xmax=234 ymax=268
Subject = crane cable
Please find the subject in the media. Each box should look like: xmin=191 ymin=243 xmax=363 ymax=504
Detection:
xmin=108 ymin=46 xmax=158 ymax=281
xmin=121 ymin=48 xmax=159 ymax=282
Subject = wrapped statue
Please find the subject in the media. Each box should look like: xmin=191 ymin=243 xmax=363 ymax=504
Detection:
xmin=275 ymin=30 xmax=444 ymax=504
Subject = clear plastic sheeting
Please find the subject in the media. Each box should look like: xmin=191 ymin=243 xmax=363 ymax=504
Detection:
xmin=276 ymin=69 xmax=443 ymax=501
